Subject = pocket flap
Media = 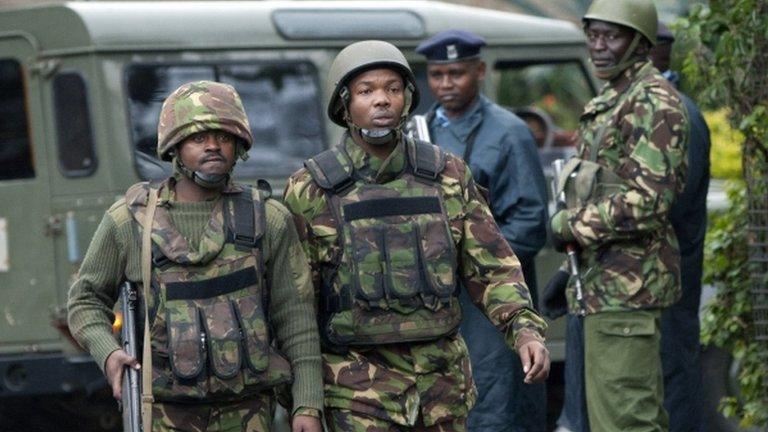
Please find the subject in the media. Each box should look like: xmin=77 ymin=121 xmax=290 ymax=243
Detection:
xmin=233 ymin=295 xmax=270 ymax=373
xmin=166 ymin=301 xmax=205 ymax=379
xmin=597 ymin=317 xmax=655 ymax=337
xmin=201 ymin=301 xmax=242 ymax=380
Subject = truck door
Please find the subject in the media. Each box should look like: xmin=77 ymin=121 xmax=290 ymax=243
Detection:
xmin=0 ymin=36 xmax=58 ymax=349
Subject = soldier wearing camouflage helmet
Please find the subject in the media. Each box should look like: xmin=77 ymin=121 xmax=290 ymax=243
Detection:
xmin=549 ymin=0 xmax=688 ymax=430
xmin=283 ymin=40 xmax=549 ymax=431
xmin=68 ymin=81 xmax=323 ymax=432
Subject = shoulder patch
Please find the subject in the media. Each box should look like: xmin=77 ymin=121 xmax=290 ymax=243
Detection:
xmin=107 ymin=198 xmax=132 ymax=228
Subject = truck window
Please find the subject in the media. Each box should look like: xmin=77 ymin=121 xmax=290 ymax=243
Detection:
xmin=494 ymin=60 xmax=594 ymax=148
xmin=53 ymin=72 xmax=97 ymax=177
xmin=126 ymin=62 xmax=325 ymax=181
xmin=0 ymin=59 xmax=35 ymax=180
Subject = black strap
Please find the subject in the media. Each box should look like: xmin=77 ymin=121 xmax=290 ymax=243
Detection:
xmin=343 ymin=197 xmax=441 ymax=222
xmin=305 ymin=147 xmax=355 ymax=193
xmin=165 ymin=267 xmax=259 ymax=301
xmin=231 ymin=186 xmax=260 ymax=251
xmin=410 ymin=139 xmax=445 ymax=180
xmin=462 ymin=123 xmax=482 ymax=163
xmin=151 ymin=243 xmax=172 ymax=269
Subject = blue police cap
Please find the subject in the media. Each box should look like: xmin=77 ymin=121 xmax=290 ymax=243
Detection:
xmin=416 ymin=29 xmax=487 ymax=63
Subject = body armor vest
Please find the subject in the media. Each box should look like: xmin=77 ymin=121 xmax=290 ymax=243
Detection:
xmin=125 ymin=181 xmax=291 ymax=402
xmin=305 ymin=139 xmax=461 ymax=347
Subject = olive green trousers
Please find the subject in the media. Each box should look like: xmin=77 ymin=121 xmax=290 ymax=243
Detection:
xmin=151 ymin=394 xmax=273 ymax=432
xmin=584 ymin=310 xmax=669 ymax=431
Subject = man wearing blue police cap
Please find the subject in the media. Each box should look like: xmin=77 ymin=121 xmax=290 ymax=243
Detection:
xmin=417 ymin=29 xmax=549 ymax=432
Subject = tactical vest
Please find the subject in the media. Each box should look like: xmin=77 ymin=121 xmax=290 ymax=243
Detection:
xmin=305 ymin=139 xmax=462 ymax=347
xmin=125 ymin=181 xmax=291 ymax=402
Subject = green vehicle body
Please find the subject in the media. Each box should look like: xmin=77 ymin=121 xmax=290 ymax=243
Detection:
xmin=0 ymin=0 xmax=596 ymax=409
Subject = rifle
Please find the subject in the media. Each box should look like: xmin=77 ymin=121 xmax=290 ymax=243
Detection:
xmin=119 ymin=281 xmax=142 ymax=432
xmin=406 ymin=114 xmax=431 ymax=143
xmin=550 ymin=159 xmax=586 ymax=315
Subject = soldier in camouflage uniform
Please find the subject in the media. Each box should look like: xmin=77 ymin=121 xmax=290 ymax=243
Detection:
xmin=67 ymin=81 xmax=323 ymax=431
xmin=283 ymin=40 xmax=550 ymax=431
xmin=549 ymin=0 xmax=688 ymax=430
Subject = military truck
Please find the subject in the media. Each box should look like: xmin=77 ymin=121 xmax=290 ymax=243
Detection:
xmin=0 ymin=1 xmax=597 ymax=429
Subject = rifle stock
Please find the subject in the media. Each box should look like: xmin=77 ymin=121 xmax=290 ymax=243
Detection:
xmin=120 ymin=281 xmax=142 ymax=432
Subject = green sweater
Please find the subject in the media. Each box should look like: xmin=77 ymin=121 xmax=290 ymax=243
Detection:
xmin=67 ymin=190 xmax=323 ymax=414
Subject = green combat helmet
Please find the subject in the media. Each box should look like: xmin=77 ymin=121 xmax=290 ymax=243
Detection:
xmin=327 ymin=40 xmax=420 ymax=145
xmin=156 ymin=80 xmax=254 ymax=188
xmin=583 ymin=0 xmax=658 ymax=80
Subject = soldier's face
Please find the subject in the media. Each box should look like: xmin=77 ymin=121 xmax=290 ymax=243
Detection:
xmin=585 ymin=21 xmax=637 ymax=69
xmin=347 ymin=68 xmax=405 ymax=130
xmin=177 ymin=130 xmax=237 ymax=174
xmin=426 ymin=59 xmax=485 ymax=118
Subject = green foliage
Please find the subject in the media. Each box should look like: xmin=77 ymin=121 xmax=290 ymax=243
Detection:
xmin=677 ymin=1 xmax=768 ymax=426
xmin=704 ymin=109 xmax=743 ymax=179
xmin=676 ymin=0 xmax=768 ymax=154
xmin=701 ymin=182 xmax=768 ymax=427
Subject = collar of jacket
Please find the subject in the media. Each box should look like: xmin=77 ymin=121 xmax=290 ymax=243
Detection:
xmin=428 ymin=94 xmax=487 ymax=141
xmin=341 ymin=133 xmax=408 ymax=184
xmin=583 ymin=60 xmax=655 ymax=115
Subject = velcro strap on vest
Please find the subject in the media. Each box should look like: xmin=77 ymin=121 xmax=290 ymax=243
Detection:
xmin=305 ymin=148 xmax=355 ymax=193
xmin=166 ymin=267 xmax=259 ymax=301
xmin=410 ymin=139 xmax=445 ymax=181
xmin=343 ymin=197 xmax=441 ymax=222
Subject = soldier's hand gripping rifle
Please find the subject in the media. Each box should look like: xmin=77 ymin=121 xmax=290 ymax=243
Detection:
xmin=119 ymin=281 xmax=142 ymax=432
xmin=550 ymin=159 xmax=585 ymax=315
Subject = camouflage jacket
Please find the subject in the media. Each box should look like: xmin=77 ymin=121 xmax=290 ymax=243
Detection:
xmin=561 ymin=60 xmax=688 ymax=314
xmin=283 ymin=135 xmax=546 ymax=426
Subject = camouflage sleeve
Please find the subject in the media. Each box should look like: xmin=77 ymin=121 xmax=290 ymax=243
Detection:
xmin=282 ymin=170 xmax=325 ymax=300
xmin=456 ymin=160 xmax=547 ymax=347
xmin=567 ymin=86 xmax=688 ymax=247
xmin=263 ymin=199 xmax=324 ymax=414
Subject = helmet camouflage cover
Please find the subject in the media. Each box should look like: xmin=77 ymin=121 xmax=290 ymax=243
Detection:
xmin=583 ymin=0 xmax=658 ymax=46
xmin=327 ymin=40 xmax=420 ymax=127
xmin=157 ymin=81 xmax=254 ymax=161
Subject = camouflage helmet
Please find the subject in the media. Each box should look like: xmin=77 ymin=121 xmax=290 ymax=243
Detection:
xmin=157 ymin=81 xmax=253 ymax=161
xmin=583 ymin=0 xmax=658 ymax=46
xmin=327 ymin=40 xmax=420 ymax=127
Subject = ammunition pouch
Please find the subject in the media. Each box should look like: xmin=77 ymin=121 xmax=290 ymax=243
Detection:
xmin=557 ymin=158 xmax=624 ymax=209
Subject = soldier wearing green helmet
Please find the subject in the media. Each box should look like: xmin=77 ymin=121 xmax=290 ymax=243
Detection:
xmin=284 ymin=40 xmax=550 ymax=431
xmin=68 ymin=81 xmax=324 ymax=431
xmin=549 ymin=0 xmax=689 ymax=430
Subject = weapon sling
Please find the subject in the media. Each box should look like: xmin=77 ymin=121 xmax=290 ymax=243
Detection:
xmin=140 ymin=188 xmax=159 ymax=432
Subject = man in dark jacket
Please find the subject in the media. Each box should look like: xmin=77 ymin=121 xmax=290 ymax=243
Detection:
xmin=417 ymin=29 xmax=549 ymax=432
xmin=652 ymin=22 xmax=711 ymax=432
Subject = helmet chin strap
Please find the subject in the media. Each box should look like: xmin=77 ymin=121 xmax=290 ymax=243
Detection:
xmin=594 ymin=32 xmax=643 ymax=81
xmin=343 ymin=82 xmax=415 ymax=147
xmin=173 ymin=157 xmax=230 ymax=190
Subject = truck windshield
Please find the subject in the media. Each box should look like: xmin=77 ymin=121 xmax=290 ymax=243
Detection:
xmin=126 ymin=61 xmax=325 ymax=181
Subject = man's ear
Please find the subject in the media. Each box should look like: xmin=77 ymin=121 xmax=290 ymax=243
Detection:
xmin=477 ymin=60 xmax=487 ymax=81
